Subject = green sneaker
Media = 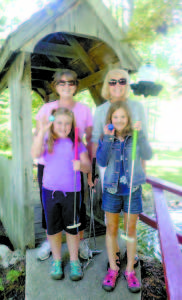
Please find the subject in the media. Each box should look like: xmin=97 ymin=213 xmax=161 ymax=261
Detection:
xmin=70 ymin=260 xmax=83 ymax=281
xmin=50 ymin=260 xmax=64 ymax=280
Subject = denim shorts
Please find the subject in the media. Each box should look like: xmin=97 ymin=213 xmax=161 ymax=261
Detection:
xmin=42 ymin=187 xmax=81 ymax=235
xmin=102 ymin=185 xmax=143 ymax=214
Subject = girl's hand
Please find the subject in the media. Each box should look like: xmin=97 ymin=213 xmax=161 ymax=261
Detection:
xmin=133 ymin=121 xmax=142 ymax=131
xmin=39 ymin=115 xmax=53 ymax=134
xmin=104 ymin=124 xmax=115 ymax=136
xmin=72 ymin=159 xmax=81 ymax=171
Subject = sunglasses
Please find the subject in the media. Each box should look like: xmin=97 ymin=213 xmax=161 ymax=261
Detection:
xmin=108 ymin=78 xmax=127 ymax=86
xmin=57 ymin=80 xmax=77 ymax=86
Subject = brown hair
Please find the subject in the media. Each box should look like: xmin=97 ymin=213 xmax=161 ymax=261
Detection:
xmin=106 ymin=101 xmax=133 ymax=137
xmin=47 ymin=107 xmax=77 ymax=153
xmin=51 ymin=69 xmax=78 ymax=96
xmin=101 ymin=69 xmax=130 ymax=100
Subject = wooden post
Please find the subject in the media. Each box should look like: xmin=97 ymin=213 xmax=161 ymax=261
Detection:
xmin=8 ymin=52 xmax=35 ymax=250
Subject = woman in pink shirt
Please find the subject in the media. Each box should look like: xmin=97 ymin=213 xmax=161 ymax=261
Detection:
xmin=35 ymin=69 xmax=93 ymax=261
xmin=32 ymin=107 xmax=91 ymax=280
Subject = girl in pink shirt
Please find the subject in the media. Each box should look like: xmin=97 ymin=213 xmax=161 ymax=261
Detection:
xmin=32 ymin=107 xmax=91 ymax=280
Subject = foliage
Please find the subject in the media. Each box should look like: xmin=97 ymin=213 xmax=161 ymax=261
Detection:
xmin=0 ymin=278 xmax=4 ymax=291
xmin=123 ymin=0 xmax=181 ymax=43
xmin=6 ymin=270 xmax=22 ymax=283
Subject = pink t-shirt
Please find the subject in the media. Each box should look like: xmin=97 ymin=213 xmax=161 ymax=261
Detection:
xmin=36 ymin=100 xmax=93 ymax=164
xmin=43 ymin=138 xmax=86 ymax=192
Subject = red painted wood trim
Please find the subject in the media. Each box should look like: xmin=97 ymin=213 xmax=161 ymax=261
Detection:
xmin=139 ymin=213 xmax=182 ymax=244
xmin=153 ymin=187 xmax=182 ymax=300
xmin=146 ymin=175 xmax=182 ymax=196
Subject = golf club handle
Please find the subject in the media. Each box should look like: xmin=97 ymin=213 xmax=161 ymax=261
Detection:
xmin=132 ymin=129 xmax=138 ymax=161
xmin=92 ymin=157 xmax=96 ymax=183
xmin=75 ymin=127 xmax=79 ymax=160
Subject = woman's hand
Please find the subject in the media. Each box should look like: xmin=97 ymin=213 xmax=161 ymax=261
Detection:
xmin=104 ymin=124 xmax=115 ymax=136
xmin=72 ymin=159 xmax=81 ymax=171
xmin=133 ymin=121 xmax=142 ymax=131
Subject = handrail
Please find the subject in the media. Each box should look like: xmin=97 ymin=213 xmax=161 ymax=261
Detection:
xmin=141 ymin=176 xmax=182 ymax=300
xmin=139 ymin=213 xmax=182 ymax=244
xmin=147 ymin=175 xmax=182 ymax=196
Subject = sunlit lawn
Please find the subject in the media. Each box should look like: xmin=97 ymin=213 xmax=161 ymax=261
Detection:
xmin=146 ymin=148 xmax=182 ymax=186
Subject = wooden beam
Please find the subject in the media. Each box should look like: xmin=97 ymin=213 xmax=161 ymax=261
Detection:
xmin=33 ymin=42 xmax=78 ymax=59
xmin=153 ymin=187 xmax=182 ymax=300
xmin=31 ymin=65 xmax=63 ymax=72
xmin=139 ymin=213 xmax=182 ymax=244
xmin=8 ymin=53 xmax=35 ymax=249
xmin=78 ymin=61 xmax=121 ymax=91
xmin=64 ymin=35 xmax=97 ymax=73
xmin=147 ymin=176 xmax=182 ymax=197
xmin=46 ymin=55 xmax=61 ymax=64
xmin=88 ymin=86 xmax=103 ymax=106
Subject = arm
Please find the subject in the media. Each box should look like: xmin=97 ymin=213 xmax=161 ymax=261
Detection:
xmin=137 ymin=130 xmax=153 ymax=160
xmin=96 ymin=135 xmax=114 ymax=167
xmin=31 ymin=116 xmax=52 ymax=159
xmin=85 ymin=126 xmax=92 ymax=159
xmin=31 ymin=130 xmax=45 ymax=159
xmin=73 ymin=151 xmax=91 ymax=174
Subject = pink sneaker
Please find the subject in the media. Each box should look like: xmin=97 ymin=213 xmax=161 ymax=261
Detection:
xmin=102 ymin=268 xmax=119 ymax=292
xmin=124 ymin=270 xmax=141 ymax=293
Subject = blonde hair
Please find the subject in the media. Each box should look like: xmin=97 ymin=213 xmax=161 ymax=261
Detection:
xmin=101 ymin=69 xmax=130 ymax=100
xmin=51 ymin=69 xmax=78 ymax=96
xmin=106 ymin=101 xmax=133 ymax=137
xmin=47 ymin=107 xmax=77 ymax=153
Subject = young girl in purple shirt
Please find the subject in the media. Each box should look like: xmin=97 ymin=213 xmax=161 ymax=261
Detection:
xmin=31 ymin=107 xmax=91 ymax=281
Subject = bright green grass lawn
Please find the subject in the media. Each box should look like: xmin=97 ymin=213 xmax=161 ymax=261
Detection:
xmin=146 ymin=148 xmax=182 ymax=186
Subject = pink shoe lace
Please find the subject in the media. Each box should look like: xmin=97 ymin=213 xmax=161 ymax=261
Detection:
xmin=124 ymin=270 xmax=141 ymax=292
xmin=103 ymin=268 xmax=119 ymax=288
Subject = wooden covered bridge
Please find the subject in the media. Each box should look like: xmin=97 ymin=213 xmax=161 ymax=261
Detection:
xmin=0 ymin=0 xmax=182 ymax=299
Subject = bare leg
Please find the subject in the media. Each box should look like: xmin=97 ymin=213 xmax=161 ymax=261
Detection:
xmin=66 ymin=232 xmax=79 ymax=261
xmin=79 ymin=230 xmax=84 ymax=240
xmin=105 ymin=212 xmax=120 ymax=271
xmin=124 ymin=213 xmax=138 ymax=272
xmin=48 ymin=232 xmax=62 ymax=260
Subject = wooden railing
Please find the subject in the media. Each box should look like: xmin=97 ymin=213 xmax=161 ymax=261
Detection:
xmin=139 ymin=176 xmax=182 ymax=300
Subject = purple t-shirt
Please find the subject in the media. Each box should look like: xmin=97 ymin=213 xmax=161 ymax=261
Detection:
xmin=36 ymin=100 xmax=93 ymax=165
xmin=42 ymin=138 xmax=86 ymax=192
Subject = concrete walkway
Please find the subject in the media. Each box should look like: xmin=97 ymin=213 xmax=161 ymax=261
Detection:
xmin=26 ymin=235 xmax=141 ymax=300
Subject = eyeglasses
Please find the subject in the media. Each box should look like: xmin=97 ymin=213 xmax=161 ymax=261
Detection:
xmin=57 ymin=80 xmax=77 ymax=86
xmin=108 ymin=78 xmax=127 ymax=86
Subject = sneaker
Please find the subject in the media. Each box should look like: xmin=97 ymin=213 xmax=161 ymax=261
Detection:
xmin=70 ymin=260 xmax=83 ymax=281
xmin=37 ymin=240 xmax=51 ymax=261
xmin=124 ymin=270 xmax=141 ymax=293
xmin=107 ymin=252 xmax=121 ymax=271
xmin=50 ymin=260 xmax=64 ymax=280
xmin=102 ymin=268 xmax=120 ymax=292
xmin=79 ymin=239 xmax=92 ymax=260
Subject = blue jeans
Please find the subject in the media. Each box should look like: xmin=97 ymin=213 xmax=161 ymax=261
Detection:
xmin=102 ymin=186 xmax=143 ymax=214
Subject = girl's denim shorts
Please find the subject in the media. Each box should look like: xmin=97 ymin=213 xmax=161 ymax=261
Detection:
xmin=102 ymin=185 xmax=143 ymax=214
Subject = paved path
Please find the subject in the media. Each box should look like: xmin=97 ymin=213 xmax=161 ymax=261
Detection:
xmin=26 ymin=235 xmax=141 ymax=300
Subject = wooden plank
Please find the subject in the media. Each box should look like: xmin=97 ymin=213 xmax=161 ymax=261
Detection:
xmin=147 ymin=175 xmax=182 ymax=196
xmin=153 ymin=187 xmax=182 ymax=300
xmin=64 ymin=35 xmax=97 ymax=72
xmin=33 ymin=42 xmax=78 ymax=59
xmin=139 ymin=213 xmax=182 ymax=244
xmin=88 ymin=86 xmax=103 ymax=106
xmin=8 ymin=53 xmax=35 ymax=249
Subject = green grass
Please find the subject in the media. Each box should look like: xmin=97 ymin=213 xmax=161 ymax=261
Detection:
xmin=146 ymin=148 xmax=182 ymax=186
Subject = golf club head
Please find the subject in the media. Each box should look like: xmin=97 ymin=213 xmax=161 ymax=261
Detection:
xmin=91 ymin=249 xmax=103 ymax=255
xmin=67 ymin=222 xmax=81 ymax=229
